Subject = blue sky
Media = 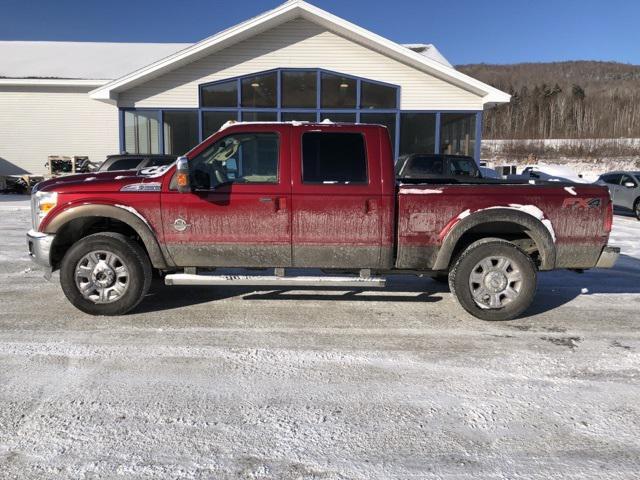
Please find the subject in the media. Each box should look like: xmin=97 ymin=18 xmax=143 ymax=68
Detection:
xmin=1 ymin=0 xmax=637 ymax=65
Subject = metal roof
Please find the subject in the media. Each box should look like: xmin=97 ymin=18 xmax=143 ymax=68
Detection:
xmin=0 ymin=40 xmax=452 ymax=81
xmin=0 ymin=41 xmax=190 ymax=80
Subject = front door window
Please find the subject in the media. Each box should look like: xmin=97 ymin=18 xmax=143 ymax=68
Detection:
xmin=190 ymin=133 xmax=279 ymax=190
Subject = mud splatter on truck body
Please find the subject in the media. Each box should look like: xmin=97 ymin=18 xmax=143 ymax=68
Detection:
xmin=27 ymin=122 xmax=617 ymax=319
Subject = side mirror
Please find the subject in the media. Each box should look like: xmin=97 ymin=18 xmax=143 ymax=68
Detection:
xmin=176 ymin=156 xmax=191 ymax=193
xmin=624 ymin=181 xmax=636 ymax=189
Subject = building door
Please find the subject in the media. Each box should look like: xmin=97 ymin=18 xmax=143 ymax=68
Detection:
xmin=161 ymin=127 xmax=292 ymax=267
xmin=290 ymin=127 xmax=384 ymax=268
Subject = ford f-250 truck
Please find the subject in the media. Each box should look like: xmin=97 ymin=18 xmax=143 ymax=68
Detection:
xmin=27 ymin=122 xmax=619 ymax=321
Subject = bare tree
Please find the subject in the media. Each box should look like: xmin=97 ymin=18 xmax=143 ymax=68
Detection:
xmin=458 ymin=61 xmax=640 ymax=139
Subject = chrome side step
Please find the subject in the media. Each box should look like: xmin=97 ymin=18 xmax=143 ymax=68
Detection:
xmin=164 ymin=273 xmax=386 ymax=288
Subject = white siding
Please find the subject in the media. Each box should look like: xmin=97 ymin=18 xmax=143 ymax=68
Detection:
xmin=0 ymin=86 xmax=119 ymax=175
xmin=119 ymin=19 xmax=483 ymax=110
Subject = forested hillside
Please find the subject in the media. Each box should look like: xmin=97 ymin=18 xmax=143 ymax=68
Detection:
xmin=458 ymin=61 xmax=640 ymax=140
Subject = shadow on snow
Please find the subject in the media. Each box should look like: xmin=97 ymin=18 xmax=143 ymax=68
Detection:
xmin=134 ymin=255 xmax=640 ymax=319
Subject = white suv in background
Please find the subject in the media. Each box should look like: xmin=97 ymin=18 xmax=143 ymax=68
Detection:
xmin=598 ymin=171 xmax=640 ymax=220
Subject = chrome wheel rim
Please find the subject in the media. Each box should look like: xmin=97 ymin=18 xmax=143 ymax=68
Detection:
xmin=469 ymin=256 xmax=522 ymax=309
xmin=75 ymin=251 xmax=130 ymax=304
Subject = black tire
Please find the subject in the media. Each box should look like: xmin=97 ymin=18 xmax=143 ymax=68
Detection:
xmin=634 ymin=198 xmax=640 ymax=220
xmin=60 ymin=232 xmax=152 ymax=315
xmin=448 ymin=238 xmax=537 ymax=321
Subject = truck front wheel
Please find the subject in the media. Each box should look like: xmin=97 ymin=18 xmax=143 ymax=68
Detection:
xmin=60 ymin=232 xmax=152 ymax=316
xmin=449 ymin=238 xmax=537 ymax=321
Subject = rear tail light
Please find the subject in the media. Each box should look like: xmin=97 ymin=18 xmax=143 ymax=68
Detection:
xmin=604 ymin=197 xmax=613 ymax=233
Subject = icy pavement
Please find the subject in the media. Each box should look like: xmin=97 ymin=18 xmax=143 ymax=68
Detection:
xmin=0 ymin=197 xmax=639 ymax=479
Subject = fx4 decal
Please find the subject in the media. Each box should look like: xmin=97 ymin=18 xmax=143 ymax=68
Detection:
xmin=562 ymin=198 xmax=601 ymax=209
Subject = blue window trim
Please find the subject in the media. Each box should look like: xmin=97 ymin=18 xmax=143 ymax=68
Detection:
xmin=475 ymin=111 xmax=483 ymax=164
xmin=434 ymin=112 xmax=441 ymax=155
xmin=118 ymin=109 xmax=125 ymax=153
xmin=118 ymin=68 xmax=483 ymax=163
xmin=119 ymin=106 xmax=484 ymax=163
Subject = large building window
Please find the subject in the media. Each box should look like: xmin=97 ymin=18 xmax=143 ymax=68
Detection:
xmin=196 ymin=69 xmax=402 ymax=155
xmin=320 ymin=112 xmax=356 ymax=123
xmin=440 ymin=113 xmax=476 ymax=157
xmin=201 ymin=79 xmax=237 ymax=108
xmin=199 ymin=69 xmax=398 ymax=116
xmin=163 ymin=111 xmax=199 ymax=155
xmin=241 ymin=111 xmax=278 ymax=122
xmin=281 ymin=71 xmax=317 ymax=108
xmin=400 ymin=113 xmax=436 ymax=156
xmin=321 ymin=72 xmax=357 ymax=109
xmin=202 ymin=111 xmax=237 ymax=139
xmin=360 ymin=112 xmax=396 ymax=153
xmin=121 ymin=70 xmax=482 ymax=163
xmin=281 ymin=112 xmax=317 ymax=122
xmin=124 ymin=110 xmax=160 ymax=154
xmin=241 ymin=72 xmax=277 ymax=108
xmin=360 ymin=80 xmax=397 ymax=109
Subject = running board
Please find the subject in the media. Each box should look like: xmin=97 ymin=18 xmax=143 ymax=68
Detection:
xmin=164 ymin=273 xmax=386 ymax=288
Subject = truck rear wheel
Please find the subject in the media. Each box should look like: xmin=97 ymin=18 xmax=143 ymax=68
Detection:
xmin=449 ymin=238 xmax=537 ymax=321
xmin=60 ymin=232 xmax=152 ymax=316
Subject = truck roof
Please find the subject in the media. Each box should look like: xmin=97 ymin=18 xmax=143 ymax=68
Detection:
xmin=218 ymin=120 xmax=387 ymax=131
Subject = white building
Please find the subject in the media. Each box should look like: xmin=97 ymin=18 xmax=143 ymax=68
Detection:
xmin=0 ymin=0 xmax=509 ymax=176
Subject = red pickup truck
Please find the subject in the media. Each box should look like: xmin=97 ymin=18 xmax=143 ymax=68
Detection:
xmin=27 ymin=122 xmax=619 ymax=320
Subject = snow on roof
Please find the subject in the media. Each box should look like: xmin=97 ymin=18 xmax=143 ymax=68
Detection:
xmin=403 ymin=44 xmax=452 ymax=68
xmin=0 ymin=41 xmax=190 ymax=80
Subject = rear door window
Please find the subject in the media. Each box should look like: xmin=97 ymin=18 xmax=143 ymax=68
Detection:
xmin=302 ymin=132 xmax=367 ymax=184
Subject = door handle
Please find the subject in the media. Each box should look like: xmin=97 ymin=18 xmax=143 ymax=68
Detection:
xmin=259 ymin=197 xmax=287 ymax=212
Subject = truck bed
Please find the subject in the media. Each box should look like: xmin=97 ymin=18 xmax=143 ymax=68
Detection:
xmin=395 ymin=182 xmax=611 ymax=271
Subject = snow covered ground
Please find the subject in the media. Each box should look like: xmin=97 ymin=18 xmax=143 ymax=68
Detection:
xmin=482 ymin=138 xmax=640 ymax=180
xmin=0 ymin=196 xmax=639 ymax=479
xmin=609 ymin=213 xmax=640 ymax=259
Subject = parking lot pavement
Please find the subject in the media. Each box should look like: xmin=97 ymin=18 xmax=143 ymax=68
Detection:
xmin=1 ymin=196 xmax=639 ymax=479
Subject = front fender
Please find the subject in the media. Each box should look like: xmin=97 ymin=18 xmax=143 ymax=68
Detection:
xmin=44 ymin=203 xmax=171 ymax=269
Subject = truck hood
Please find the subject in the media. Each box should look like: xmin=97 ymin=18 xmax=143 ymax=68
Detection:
xmin=34 ymin=167 xmax=171 ymax=194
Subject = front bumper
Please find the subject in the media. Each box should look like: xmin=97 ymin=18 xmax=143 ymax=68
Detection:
xmin=595 ymin=245 xmax=620 ymax=269
xmin=26 ymin=229 xmax=54 ymax=279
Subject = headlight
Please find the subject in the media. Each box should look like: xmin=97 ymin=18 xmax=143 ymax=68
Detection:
xmin=31 ymin=191 xmax=58 ymax=230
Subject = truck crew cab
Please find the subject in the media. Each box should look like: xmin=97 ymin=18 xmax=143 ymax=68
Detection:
xmin=27 ymin=122 xmax=619 ymax=321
